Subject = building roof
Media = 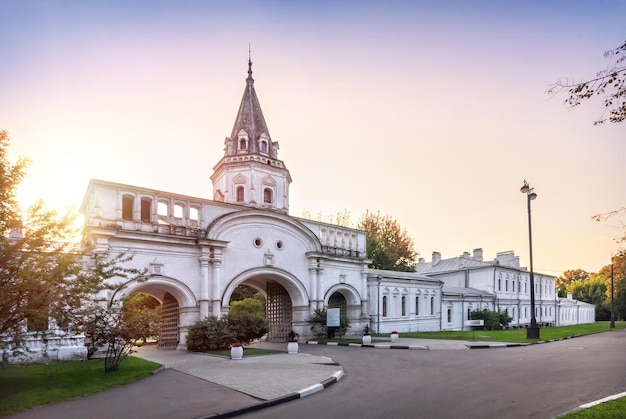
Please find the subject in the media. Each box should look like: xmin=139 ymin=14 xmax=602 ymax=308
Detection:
xmin=442 ymin=286 xmax=493 ymax=298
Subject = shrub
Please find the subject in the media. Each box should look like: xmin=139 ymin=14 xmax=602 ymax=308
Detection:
xmin=470 ymin=308 xmax=512 ymax=330
xmin=223 ymin=313 xmax=268 ymax=344
xmin=186 ymin=317 xmax=234 ymax=351
xmin=186 ymin=314 xmax=268 ymax=351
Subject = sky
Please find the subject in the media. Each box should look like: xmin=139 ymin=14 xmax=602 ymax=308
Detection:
xmin=2 ymin=0 xmax=625 ymax=276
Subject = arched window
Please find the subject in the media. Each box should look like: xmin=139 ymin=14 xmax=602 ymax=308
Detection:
xmin=430 ymin=296 xmax=435 ymax=315
xmin=157 ymin=201 xmax=168 ymax=216
xmin=447 ymin=308 xmax=452 ymax=322
xmin=263 ymin=188 xmax=272 ymax=204
xmin=401 ymin=296 xmax=406 ymax=316
xmin=236 ymin=186 xmax=244 ymax=202
xmin=173 ymin=204 xmax=184 ymax=218
xmin=122 ymin=194 xmax=134 ymax=221
xmin=382 ymin=296 xmax=387 ymax=317
xmin=415 ymin=297 xmax=419 ymax=316
xmin=505 ymin=279 xmax=509 ymax=291
xmin=498 ymin=278 xmax=501 ymax=291
xmin=140 ymin=197 xmax=151 ymax=222
xmin=239 ymin=138 xmax=247 ymax=150
xmin=260 ymin=140 xmax=268 ymax=153
xmin=189 ymin=207 xmax=199 ymax=221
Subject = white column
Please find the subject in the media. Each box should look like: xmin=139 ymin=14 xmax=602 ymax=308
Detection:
xmin=199 ymin=254 xmax=210 ymax=319
xmin=211 ymin=249 xmax=223 ymax=317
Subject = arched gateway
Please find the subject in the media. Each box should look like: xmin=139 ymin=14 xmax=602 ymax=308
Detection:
xmin=82 ymin=61 xmax=371 ymax=348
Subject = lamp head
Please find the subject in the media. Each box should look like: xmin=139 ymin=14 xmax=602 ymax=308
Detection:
xmin=529 ymin=192 xmax=537 ymax=200
xmin=520 ymin=180 xmax=530 ymax=194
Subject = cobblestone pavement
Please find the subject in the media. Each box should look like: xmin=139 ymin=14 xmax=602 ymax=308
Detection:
xmin=136 ymin=343 xmax=344 ymax=400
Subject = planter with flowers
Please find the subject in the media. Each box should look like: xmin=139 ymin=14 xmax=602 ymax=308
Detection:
xmin=390 ymin=331 xmax=399 ymax=343
xmin=287 ymin=330 xmax=299 ymax=354
xmin=230 ymin=341 xmax=243 ymax=360
xmin=362 ymin=324 xmax=372 ymax=345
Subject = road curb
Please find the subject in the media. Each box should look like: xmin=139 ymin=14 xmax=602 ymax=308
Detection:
xmin=206 ymin=365 xmax=344 ymax=418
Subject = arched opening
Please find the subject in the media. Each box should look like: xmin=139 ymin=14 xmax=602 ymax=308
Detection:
xmin=328 ymin=292 xmax=348 ymax=324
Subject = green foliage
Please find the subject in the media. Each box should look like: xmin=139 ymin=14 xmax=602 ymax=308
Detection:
xmin=470 ymin=308 xmax=512 ymax=330
xmin=229 ymin=297 xmax=265 ymax=318
xmin=224 ymin=313 xmax=268 ymax=344
xmin=567 ymin=275 xmax=610 ymax=320
xmin=230 ymin=284 xmax=263 ymax=302
xmin=558 ymin=395 xmax=626 ymax=418
xmin=187 ymin=317 xmax=235 ymax=351
xmin=556 ymin=269 xmax=591 ymax=297
xmin=121 ymin=294 xmax=161 ymax=343
xmin=357 ymin=210 xmax=418 ymax=272
xmin=186 ymin=314 xmax=268 ymax=351
xmin=597 ymin=252 xmax=626 ymax=320
xmin=0 ymin=357 xmax=160 ymax=416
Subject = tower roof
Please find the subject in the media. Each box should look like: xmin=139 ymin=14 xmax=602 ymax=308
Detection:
xmin=229 ymin=58 xmax=271 ymax=153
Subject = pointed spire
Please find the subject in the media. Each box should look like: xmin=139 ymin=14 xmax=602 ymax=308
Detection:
xmin=228 ymin=52 xmax=272 ymax=156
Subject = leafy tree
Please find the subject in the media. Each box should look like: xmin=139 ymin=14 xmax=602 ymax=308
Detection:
xmin=566 ymin=275 xmax=610 ymax=320
xmin=230 ymin=284 xmax=259 ymax=302
xmin=186 ymin=314 xmax=267 ymax=351
xmin=556 ymin=269 xmax=591 ymax=297
xmin=121 ymin=293 xmax=161 ymax=344
xmin=597 ymin=252 xmax=626 ymax=320
xmin=229 ymin=297 xmax=265 ymax=319
xmin=224 ymin=313 xmax=268 ymax=344
xmin=357 ymin=210 xmax=418 ymax=272
xmin=548 ymin=41 xmax=626 ymax=125
xmin=1 ymin=130 xmax=149 ymax=368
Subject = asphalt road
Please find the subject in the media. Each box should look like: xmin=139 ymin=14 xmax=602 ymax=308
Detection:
xmin=242 ymin=330 xmax=626 ymax=419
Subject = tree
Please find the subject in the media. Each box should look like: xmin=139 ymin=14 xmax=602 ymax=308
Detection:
xmin=597 ymin=252 xmax=626 ymax=321
xmin=121 ymin=293 xmax=161 ymax=344
xmin=1 ymin=130 xmax=148 ymax=368
xmin=556 ymin=269 xmax=591 ymax=297
xmin=566 ymin=275 xmax=610 ymax=320
xmin=548 ymin=41 xmax=626 ymax=125
xmin=229 ymin=297 xmax=265 ymax=319
xmin=357 ymin=210 xmax=419 ymax=272
xmin=1 ymin=131 xmax=90 ymax=360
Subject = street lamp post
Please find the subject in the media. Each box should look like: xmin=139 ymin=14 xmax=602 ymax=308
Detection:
xmin=610 ymin=256 xmax=615 ymax=328
xmin=520 ymin=180 xmax=540 ymax=339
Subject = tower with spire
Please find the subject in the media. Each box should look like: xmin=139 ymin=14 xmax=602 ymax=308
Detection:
xmin=210 ymin=58 xmax=291 ymax=213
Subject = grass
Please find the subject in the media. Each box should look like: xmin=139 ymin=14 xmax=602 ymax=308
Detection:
xmin=0 ymin=356 xmax=161 ymax=416
xmin=203 ymin=347 xmax=286 ymax=357
xmin=372 ymin=321 xmax=626 ymax=343
xmin=559 ymin=395 xmax=626 ymax=418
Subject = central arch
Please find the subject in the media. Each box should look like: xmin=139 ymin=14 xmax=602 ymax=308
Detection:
xmin=223 ymin=267 xmax=310 ymax=341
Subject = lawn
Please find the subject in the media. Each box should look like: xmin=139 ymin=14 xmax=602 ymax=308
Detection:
xmin=372 ymin=321 xmax=626 ymax=343
xmin=0 ymin=356 xmax=161 ymax=416
xmin=558 ymin=395 xmax=626 ymax=418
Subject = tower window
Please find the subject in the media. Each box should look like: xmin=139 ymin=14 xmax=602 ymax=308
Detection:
xmin=122 ymin=194 xmax=134 ymax=221
xmin=260 ymin=140 xmax=268 ymax=153
xmin=236 ymin=186 xmax=244 ymax=202
xmin=263 ymin=188 xmax=272 ymax=204
xmin=239 ymin=138 xmax=247 ymax=150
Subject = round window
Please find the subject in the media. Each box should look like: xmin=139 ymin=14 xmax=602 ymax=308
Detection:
xmin=254 ymin=238 xmax=263 ymax=248
xmin=276 ymin=240 xmax=284 ymax=250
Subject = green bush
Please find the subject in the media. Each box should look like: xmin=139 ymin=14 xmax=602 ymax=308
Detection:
xmin=470 ymin=308 xmax=512 ymax=330
xmin=224 ymin=313 xmax=268 ymax=344
xmin=186 ymin=314 xmax=268 ymax=351
xmin=186 ymin=317 xmax=234 ymax=351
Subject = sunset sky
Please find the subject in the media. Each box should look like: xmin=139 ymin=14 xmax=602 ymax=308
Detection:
xmin=2 ymin=1 xmax=625 ymax=276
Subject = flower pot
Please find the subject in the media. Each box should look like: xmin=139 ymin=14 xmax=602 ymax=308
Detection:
xmin=362 ymin=335 xmax=372 ymax=345
xmin=230 ymin=346 xmax=243 ymax=360
xmin=287 ymin=341 xmax=298 ymax=354
xmin=390 ymin=332 xmax=399 ymax=343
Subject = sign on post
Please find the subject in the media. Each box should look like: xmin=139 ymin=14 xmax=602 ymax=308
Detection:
xmin=326 ymin=308 xmax=341 ymax=327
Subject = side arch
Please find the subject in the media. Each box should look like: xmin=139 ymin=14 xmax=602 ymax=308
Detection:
xmin=111 ymin=275 xmax=198 ymax=308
